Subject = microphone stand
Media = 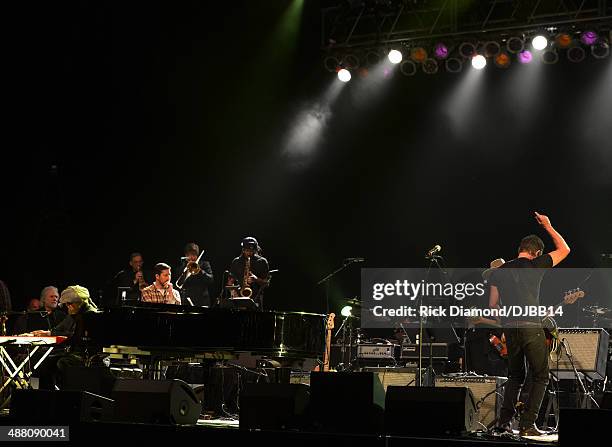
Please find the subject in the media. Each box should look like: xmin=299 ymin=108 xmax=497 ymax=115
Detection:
xmin=417 ymin=254 xmax=446 ymax=387
xmin=316 ymin=259 xmax=360 ymax=315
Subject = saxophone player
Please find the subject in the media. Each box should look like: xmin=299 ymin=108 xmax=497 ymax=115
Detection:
xmin=228 ymin=237 xmax=270 ymax=309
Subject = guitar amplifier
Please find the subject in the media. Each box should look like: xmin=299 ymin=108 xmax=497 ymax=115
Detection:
xmin=549 ymin=328 xmax=609 ymax=380
xmin=436 ymin=375 xmax=506 ymax=431
xmin=357 ymin=344 xmax=397 ymax=359
xmin=401 ymin=343 xmax=448 ymax=360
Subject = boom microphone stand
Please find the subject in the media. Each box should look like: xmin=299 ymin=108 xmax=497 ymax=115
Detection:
xmin=316 ymin=258 xmax=364 ymax=314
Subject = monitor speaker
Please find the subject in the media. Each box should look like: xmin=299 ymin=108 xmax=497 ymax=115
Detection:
xmin=111 ymin=379 xmax=200 ymax=425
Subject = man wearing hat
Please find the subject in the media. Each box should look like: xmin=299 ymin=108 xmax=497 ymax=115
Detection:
xmin=30 ymin=285 xmax=99 ymax=389
xmin=228 ymin=237 xmax=270 ymax=309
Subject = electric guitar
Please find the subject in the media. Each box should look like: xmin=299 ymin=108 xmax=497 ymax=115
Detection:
xmin=487 ymin=289 xmax=585 ymax=358
xmin=314 ymin=313 xmax=335 ymax=372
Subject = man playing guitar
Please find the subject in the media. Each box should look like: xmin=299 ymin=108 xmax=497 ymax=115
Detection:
xmin=489 ymin=212 xmax=570 ymax=437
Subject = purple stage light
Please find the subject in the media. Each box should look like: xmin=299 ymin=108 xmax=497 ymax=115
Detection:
xmin=434 ymin=43 xmax=449 ymax=59
xmin=518 ymin=50 xmax=532 ymax=64
xmin=580 ymin=31 xmax=598 ymax=45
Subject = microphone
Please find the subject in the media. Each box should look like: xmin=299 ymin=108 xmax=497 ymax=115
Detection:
xmin=180 ymin=256 xmax=188 ymax=260
xmin=426 ymin=245 xmax=442 ymax=257
xmin=344 ymin=257 xmax=365 ymax=263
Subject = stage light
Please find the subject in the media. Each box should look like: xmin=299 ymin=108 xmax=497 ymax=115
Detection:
xmin=484 ymin=41 xmax=501 ymax=57
xmin=337 ymin=68 xmax=351 ymax=82
xmin=388 ymin=49 xmax=403 ymax=64
xmin=366 ymin=50 xmax=381 ymax=66
xmin=445 ymin=57 xmax=462 ymax=73
xmin=324 ymin=55 xmax=339 ymax=72
xmin=580 ymin=30 xmax=598 ymax=46
xmin=471 ymin=54 xmax=486 ymax=70
xmin=341 ymin=306 xmax=352 ymax=317
xmin=343 ymin=53 xmax=360 ymax=69
xmin=541 ymin=49 xmax=559 ymax=64
xmin=567 ymin=45 xmax=586 ymax=63
xmin=494 ymin=52 xmax=511 ymax=68
xmin=422 ymin=58 xmax=438 ymax=74
xmin=433 ymin=42 xmax=449 ymax=59
xmin=532 ymin=35 xmax=548 ymax=50
xmin=459 ymin=42 xmax=476 ymax=58
xmin=506 ymin=36 xmax=525 ymax=54
xmin=592 ymin=40 xmax=610 ymax=59
xmin=555 ymin=33 xmax=573 ymax=48
xmin=400 ymin=60 xmax=417 ymax=76
xmin=518 ymin=50 xmax=532 ymax=64
xmin=410 ymin=47 xmax=428 ymax=63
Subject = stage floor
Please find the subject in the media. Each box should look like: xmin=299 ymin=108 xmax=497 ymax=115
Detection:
xmin=1 ymin=412 xmax=561 ymax=446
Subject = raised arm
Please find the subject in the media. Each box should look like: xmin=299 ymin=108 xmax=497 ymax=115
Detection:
xmin=534 ymin=212 xmax=570 ymax=267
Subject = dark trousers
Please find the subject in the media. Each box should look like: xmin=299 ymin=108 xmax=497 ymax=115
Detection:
xmin=499 ymin=326 xmax=549 ymax=428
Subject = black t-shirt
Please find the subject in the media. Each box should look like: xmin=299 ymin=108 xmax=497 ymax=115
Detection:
xmin=489 ymin=254 xmax=553 ymax=323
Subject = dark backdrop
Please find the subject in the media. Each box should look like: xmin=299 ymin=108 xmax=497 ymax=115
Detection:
xmin=3 ymin=1 xmax=611 ymax=315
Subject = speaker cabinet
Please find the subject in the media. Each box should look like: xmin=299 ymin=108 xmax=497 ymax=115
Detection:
xmin=239 ymin=383 xmax=310 ymax=430
xmin=111 ymin=379 xmax=200 ymax=425
xmin=385 ymin=386 xmax=476 ymax=436
xmin=10 ymin=389 xmax=114 ymax=423
xmin=309 ymin=372 xmax=385 ymax=433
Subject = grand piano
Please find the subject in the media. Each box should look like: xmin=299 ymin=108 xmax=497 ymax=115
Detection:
xmin=82 ymin=304 xmax=327 ymax=359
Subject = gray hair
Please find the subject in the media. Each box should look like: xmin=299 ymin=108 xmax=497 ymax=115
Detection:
xmin=40 ymin=286 xmax=59 ymax=301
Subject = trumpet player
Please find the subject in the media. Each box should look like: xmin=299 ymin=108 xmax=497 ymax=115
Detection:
xmin=114 ymin=252 xmax=152 ymax=301
xmin=175 ymin=242 xmax=214 ymax=306
xmin=228 ymin=237 xmax=269 ymax=308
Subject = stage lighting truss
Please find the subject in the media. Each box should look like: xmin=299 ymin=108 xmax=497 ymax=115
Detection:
xmin=324 ymin=22 xmax=612 ymax=78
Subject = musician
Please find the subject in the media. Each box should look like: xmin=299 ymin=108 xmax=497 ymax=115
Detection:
xmin=464 ymin=259 xmax=508 ymax=376
xmin=490 ymin=212 xmax=570 ymax=436
xmin=140 ymin=263 xmax=181 ymax=304
xmin=228 ymin=237 xmax=269 ymax=308
xmin=175 ymin=242 xmax=214 ymax=306
xmin=113 ymin=252 xmax=153 ymax=301
xmin=13 ymin=286 xmax=66 ymax=335
xmin=31 ymin=285 xmax=100 ymax=390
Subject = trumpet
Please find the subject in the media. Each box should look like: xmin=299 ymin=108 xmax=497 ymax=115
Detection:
xmin=176 ymin=250 xmax=204 ymax=290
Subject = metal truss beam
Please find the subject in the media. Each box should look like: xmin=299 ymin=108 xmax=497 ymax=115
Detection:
xmin=322 ymin=0 xmax=612 ymax=49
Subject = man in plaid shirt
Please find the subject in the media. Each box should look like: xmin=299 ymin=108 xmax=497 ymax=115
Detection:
xmin=140 ymin=263 xmax=181 ymax=305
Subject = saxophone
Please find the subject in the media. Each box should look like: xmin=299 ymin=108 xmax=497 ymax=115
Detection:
xmin=240 ymin=256 xmax=253 ymax=298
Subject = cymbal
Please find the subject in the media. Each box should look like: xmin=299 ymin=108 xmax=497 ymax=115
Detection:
xmin=346 ymin=297 xmax=361 ymax=306
xmin=583 ymin=306 xmax=611 ymax=315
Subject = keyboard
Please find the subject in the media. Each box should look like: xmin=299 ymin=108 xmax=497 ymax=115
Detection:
xmin=0 ymin=336 xmax=68 ymax=345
